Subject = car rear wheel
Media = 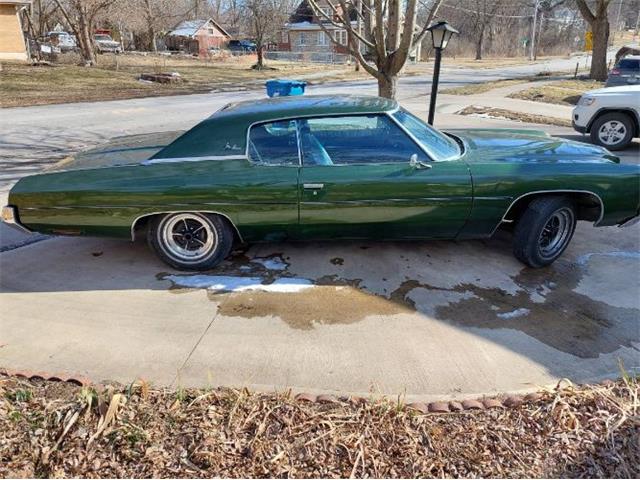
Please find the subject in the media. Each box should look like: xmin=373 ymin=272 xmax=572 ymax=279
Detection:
xmin=590 ymin=112 xmax=634 ymax=150
xmin=512 ymin=196 xmax=577 ymax=268
xmin=148 ymin=212 xmax=233 ymax=271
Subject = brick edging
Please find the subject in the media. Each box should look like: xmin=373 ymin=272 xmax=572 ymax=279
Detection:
xmin=0 ymin=367 xmax=618 ymax=414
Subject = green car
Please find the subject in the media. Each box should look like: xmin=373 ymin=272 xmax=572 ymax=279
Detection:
xmin=3 ymin=95 xmax=639 ymax=270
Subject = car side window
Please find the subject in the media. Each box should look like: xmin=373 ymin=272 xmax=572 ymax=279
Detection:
xmin=299 ymin=115 xmax=428 ymax=166
xmin=248 ymin=120 xmax=299 ymax=165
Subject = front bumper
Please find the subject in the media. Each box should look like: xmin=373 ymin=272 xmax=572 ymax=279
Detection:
xmin=572 ymin=119 xmax=587 ymax=134
xmin=1 ymin=205 xmax=32 ymax=234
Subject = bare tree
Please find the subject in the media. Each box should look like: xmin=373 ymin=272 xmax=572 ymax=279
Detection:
xmin=469 ymin=0 xmax=503 ymax=60
xmin=246 ymin=0 xmax=293 ymax=69
xmin=574 ymin=0 xmax=612 ymax=80
xmin=53 ymin=0 xmax=113 ymax=65
xmin=308 ymin=0 xmax=443 ymax=98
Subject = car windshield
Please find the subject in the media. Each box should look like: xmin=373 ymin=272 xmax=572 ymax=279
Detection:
xmin=392 ymin=109 xmax=460 ymax=160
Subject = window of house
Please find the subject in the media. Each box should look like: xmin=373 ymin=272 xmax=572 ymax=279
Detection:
xmin=208 ymin=27 xmax=215 ymax=35
xmin=335 ymin=30 xmax=347 ymax=45
xmin=281 ymin=31 xmax=289 ymax=43
xmin=248 ymin=121 xmax=299 ymax=166
xmin=297 ymin=32 xmax=308 ymax=46
xmin=298 ymin=115 xmax=429 ymax=166
xmin=317 ymin=31 xmax=328 ymax=46
xmin=320 ymin=7 xmax=331 ymax=18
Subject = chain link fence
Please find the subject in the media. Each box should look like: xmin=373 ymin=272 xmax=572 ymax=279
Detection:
xmin=264 ymin=51 xmax=353 ymax=64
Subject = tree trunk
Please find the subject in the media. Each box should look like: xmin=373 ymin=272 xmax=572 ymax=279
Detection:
xmin=377 ymin=74 xmax=397 ymax=98
xmin=256 ymin=46 xmax=264 ymax=69
xmin=148 ymin=26 xmax=157 ymax=52
xmin=475 ymin=27 xmax=484 ymax=60
xmin=78 ymin=8 xmax=96 ymax=65
xmin=590 ymin=15 xmax=610 ymax=81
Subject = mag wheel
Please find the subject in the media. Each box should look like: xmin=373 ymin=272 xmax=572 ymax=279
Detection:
xmin=148 ymin=212 xmax=233 ymax=271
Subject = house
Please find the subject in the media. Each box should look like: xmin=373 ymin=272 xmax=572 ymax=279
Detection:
xmin=278 ymin=0 xmax=355 ymax=55
xmin=165 ymin=18 xmax=231 ymax=56
xmin=0 ymin=0 xmax=31 ymax=61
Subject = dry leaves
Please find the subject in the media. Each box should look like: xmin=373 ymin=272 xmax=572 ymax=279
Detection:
xmin=0 ymin=377 xmax=638 ymax=478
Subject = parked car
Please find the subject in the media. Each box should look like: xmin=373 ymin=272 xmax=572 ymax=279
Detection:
xmin=3 ymin=95 xmax=639 ymax=270
xmin=605 ymin=55 xmax=640 ymax=87
xmin=45 ymin=31 xmax=77 ymax=52
xmin=572 ymin=85 xmax=640 ymax=150
xmin=94 ymin=34 xmax=122 ymax=53
xmin=228 ymin=39 xmax=256 ymax=54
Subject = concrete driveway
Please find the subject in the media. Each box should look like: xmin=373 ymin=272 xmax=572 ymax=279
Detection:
xmin=1 ymin=66 xmax=639 ymax=401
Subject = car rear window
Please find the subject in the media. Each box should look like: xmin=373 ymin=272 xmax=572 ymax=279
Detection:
xmin=618 ymin=59 xmax=640 ymax=70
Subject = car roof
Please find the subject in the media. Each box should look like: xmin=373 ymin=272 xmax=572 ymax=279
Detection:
xmin=152 ymin=95 xmax=398 ymax=160
xmin=619 ymin=55 xmax=640 ymax=60
xmin=214 ymin=94 xmax=397 ymax=122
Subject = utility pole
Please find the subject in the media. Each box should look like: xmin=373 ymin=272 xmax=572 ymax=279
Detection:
xmin=529 ymin=0 xmax=539 ymax=61
xmin=611 ymin=0 xmax=624 ymax=46
xmin=355 ymin=0 xmax=361 ymax=71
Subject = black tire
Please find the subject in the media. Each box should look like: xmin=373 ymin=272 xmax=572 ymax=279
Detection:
xmin=513 ymin=196 xmax=577 ymax=268
xmin=147 ymin=212 xmax=234 ymax=271
xmin=589 ymin=112 xmax=634 ymax=151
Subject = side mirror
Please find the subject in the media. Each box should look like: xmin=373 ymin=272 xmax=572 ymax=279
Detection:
xmin=409 ymin=153 xmax=432 ymax=169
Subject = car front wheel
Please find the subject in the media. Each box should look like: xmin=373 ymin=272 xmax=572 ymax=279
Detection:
xmin=512 ymin=196 xmax=577 ymax=268
xmin=590 ymin=112 xmax=634 ymax=150
xmin=148 ymin=212 xmax=233 ymax=271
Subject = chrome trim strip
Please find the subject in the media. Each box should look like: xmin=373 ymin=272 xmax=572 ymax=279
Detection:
xmin=489 ymin=189 xmax=605 ymax=236
xmin=130 ymin=210 xmax=243 ymax=242
xmin=142 ymin=155 xmax=247 ymax=165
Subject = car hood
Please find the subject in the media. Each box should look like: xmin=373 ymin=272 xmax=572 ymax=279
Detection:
xmin=47 ymin=131 xmax=184 ymax=172
xmin=448 ymin=128 xmax=620 ymax=164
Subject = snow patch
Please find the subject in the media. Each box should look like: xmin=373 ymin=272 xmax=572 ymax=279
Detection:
xmin=251 ymin=256 xmax=288 ymax=271
xmin=497 ymin=308 xmax=530 ymax=320
xmin=165 ymin=274 xmax=313 ymax=293
xmin=576 ymin=251 xmax=640 ymax=266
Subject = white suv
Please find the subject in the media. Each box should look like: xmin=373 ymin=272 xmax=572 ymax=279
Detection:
xmin=572 ymin=85 xmax=639 ymax=150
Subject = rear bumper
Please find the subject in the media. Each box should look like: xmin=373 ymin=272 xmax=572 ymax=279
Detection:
xmin=1 ymin=205 xmax=32 ymax=234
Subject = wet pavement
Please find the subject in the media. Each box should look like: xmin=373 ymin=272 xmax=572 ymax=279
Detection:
xmin=1 ymin=219 xmax=638 ymax=401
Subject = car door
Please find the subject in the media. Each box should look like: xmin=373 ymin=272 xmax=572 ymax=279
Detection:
xmin=241 ymin=119 xmax=300 ymax=241
xmin=295 ymin=113 xmax=472 ymax=240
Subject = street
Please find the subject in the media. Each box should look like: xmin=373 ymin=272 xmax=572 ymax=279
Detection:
xmin=0 ymin=60 xmax=638 ymax=402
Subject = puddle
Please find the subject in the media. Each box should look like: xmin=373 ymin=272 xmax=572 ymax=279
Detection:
xmin=216 ymin=286 xmax=412 ymax=330
xmin=159 ymin=249 xmax=640 ymax=357
xmin=435 ymin=261 xmax=640 ymax=358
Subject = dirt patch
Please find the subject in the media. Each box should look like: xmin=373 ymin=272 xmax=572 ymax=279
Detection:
xmin=508 ymin=79 xmax=604 ymax=105
xmin=216 ymin=285 xmax=412 ymax=330
xmin=457 ymin=105 xmax=572 ymax=127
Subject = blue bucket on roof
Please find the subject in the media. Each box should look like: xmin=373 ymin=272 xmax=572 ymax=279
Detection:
xmin=265 ymin=79 xmax=307 ymax=97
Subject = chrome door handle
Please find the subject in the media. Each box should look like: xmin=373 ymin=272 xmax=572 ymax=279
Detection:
xmin=303 ymin=183 xmax=324 ymax=189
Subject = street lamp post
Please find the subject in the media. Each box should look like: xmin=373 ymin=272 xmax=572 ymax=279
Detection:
xmin=426 ymin=21 xmax=459 ymax=125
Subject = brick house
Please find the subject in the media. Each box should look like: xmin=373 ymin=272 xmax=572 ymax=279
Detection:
xmin=165 ymin=18 xmax=231 ymax=56
xmin=0 ymin=0 xmax=31 ymax=61
xmin=278 ymin=0 xmax=355 ymax=55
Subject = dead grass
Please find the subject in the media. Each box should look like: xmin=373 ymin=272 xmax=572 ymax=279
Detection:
xmin=441 ymin=79 xmax=529 ymax=96
xmin=1 ymin=376 xmax=638 ymax=478
xmin=508 ymin=79 xmax=605 ymax=105
xmin=458 ymin=105 xmax=572 ymax=127
xmin=0 ymin=53 xmax=363 ymax=108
